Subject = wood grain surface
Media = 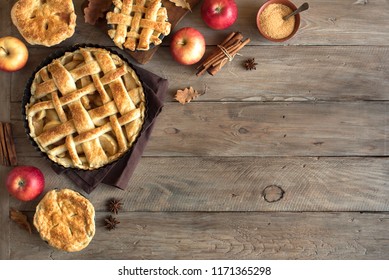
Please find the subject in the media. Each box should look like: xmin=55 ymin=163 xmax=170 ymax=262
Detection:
xmin=0 ymin=0 xmax=11 ymax=261
xmin=1 ymin=0 xmax=389 ymax=260
xmin=11 ymin=102 xmax=389 ymax=157
xmin=9 ymin=212 xmax=389 ymax=260
xmin=9 ymin=156 xmax=389 ymax=212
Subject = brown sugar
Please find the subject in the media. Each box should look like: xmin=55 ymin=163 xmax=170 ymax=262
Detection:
xmin=259 ymin=3 xmax=295 ymax=40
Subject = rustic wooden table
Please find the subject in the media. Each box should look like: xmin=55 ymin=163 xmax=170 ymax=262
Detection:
xmin=1 ymin=0 xmax=389 ymax=260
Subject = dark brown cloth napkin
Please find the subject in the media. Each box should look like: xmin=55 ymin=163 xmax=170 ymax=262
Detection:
xmin=51 ymin=65 xmax=168 ymax=194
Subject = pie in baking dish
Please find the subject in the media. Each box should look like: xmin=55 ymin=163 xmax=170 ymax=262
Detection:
xmin=106 ymin=0 xmax=171 ymax=51
xmin=11 ymin=0 xmax=77 ymax=47
xmin=25 ymin=47 xmax=146 ymax=170
xmin=34 ymin=189 xmax=95 ymax=252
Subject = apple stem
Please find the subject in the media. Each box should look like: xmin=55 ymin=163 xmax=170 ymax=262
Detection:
xmin=177 ymin=39 xmax=187 ymax=46
xmin=0 ymin=46 xmax=8 ymax=56
xmin=18 ymin=180 xmax=25 ymax=188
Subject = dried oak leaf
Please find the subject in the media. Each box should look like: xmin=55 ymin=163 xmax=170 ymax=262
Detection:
xmin=9 ymin=208 xmax=32 ymax=234
xmin=175 ymin=86 xmax=200 ymax=104
xmin=168 ymin=0 xmax=191 ymax=11
xmin=84 ymin=0 xmax=113 ymax=25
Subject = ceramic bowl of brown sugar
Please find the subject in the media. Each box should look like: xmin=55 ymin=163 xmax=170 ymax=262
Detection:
xmin=256 ymin=0 xmax=301 ymax=42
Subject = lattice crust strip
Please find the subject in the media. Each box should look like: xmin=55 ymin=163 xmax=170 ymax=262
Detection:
xmin=26 ymin=47 xmax=146 ymax=170
xmin=106 ymin=0 xmax=171 ymax=51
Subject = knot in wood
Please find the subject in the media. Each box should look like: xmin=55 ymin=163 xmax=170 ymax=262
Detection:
xmin=238 ymin=127 xmax=249 ymax=134
xmin=262 ymin=185 xmax=285 ymax=203
xmin=164 ymin=127 xmax=180 ymax=134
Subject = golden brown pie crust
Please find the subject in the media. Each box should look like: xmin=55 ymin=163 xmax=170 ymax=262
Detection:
xmin=106 ymin=0 xmax=171 ymax=51
xmin=33 ymin=189 xmax=95 ymax=252
xmin=11 ymin=0 xmax=76 ymax=47
xmin=25 ymin=47 xmax=146 ymax=170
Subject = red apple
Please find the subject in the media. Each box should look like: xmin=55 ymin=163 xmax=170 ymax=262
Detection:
xmin=170 ymin=27 xmax=206 ymax=65
xmin=0 ymin=36 xmax=28 ymax=72
xmin=6 ymin=166 xmax=45 ymax=201
xmin=201 ymin=0 xmax=238 ymax=30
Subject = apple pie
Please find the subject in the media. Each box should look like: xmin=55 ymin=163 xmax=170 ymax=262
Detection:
xmin=11 ymin=0 xmax=77 ymax=47
xmin=34 ymin=189 xmax=95 ymax=252
xmin=25 ymin=47 xmax=146 ymax=170
xmin=106 ymin=0 xmax=171 ymax=51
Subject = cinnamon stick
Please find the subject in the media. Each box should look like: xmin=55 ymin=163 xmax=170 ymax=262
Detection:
xmin=4 ymin=123 xmax=17 ymax=166
xmin=196 ymin=32 xmax=250 ymax=77
xmin=0 ymin=123 xmax=9 ymax=166
xmin=204 ymin=41 xmax=240 ymax=67
xmin=197 ymin=42 xmax=241 ymax=76
xmin=196 ymin=32 xmax=242 ymax=70
xmin=0 ymin=122 xmax=18 ymax=166
xmin=208 ymin=38 xmax=251 ymax=76
xmin=202 ymin=34 xmax=243 ymax=67
xmin=220 ymin=32 xmax=238 ymax=47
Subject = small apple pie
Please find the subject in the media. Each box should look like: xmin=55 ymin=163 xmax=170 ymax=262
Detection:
xmin=34 ymin=189 xmax=95 ymax=252
xmin=106 ymin=0 xmax=171 ymax=51
xmin=11 ymin=0 xmax=77 ymax=47
xmin=25 ymin=47 xmax=146 ymax=170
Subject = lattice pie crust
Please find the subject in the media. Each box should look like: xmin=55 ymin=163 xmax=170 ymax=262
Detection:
xmin=106 ymin=0 xmax=171 ymax=51
xmin=25 ymin=47 xmax=146 ymax=170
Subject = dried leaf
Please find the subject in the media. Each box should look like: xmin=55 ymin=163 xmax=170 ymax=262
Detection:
xmin=84 ymin=0 xmax=113 ymax=25
xmin=9 ymin=208 xmax=32 ymax=234
xmin=168 ymin=0 xmax=191 ymax=11
xmin=175 ymin=87 xmax=200 ymax=104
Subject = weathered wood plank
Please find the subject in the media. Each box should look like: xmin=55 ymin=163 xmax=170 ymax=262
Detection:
xmin=10 ymin=46 xmax=389 ymax=103
xmin=0 ymin=0 xmax=12 ymax=261
xmin=0 ymin=161 xmax=11 ymax=260
xmin=13 ymin=102 xmax=389 ymax=157
xmin=8 ymin=156 xmax=389 ymax=212
xmin=144 ymin=46 xmax=389 ymax=102
xmin=148 ymin=102 xmax=389 ymax=157
xmin=0 ymin=0 xmax=11 ymax=38
xmin=9 ymin=212 xmax=389 ymax=259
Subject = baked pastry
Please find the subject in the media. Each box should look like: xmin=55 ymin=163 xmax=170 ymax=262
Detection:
xmin=34 ymin=189 xmax=95 ymax=252
xmin=11 ymin=0 xmax=76 ymax=47
xmin=106 ymin=0 xmax=171 ymax=51
xmin=25 ymin=47 xmax=146 ymax=170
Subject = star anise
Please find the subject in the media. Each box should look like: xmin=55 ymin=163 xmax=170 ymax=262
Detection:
xmin=244 ymin=58 xmax=258 ymax=70
xmin=108 ymin=198 xmax=123 ymax=214
xmin=104 ymin=215 xmax=120 ymax=231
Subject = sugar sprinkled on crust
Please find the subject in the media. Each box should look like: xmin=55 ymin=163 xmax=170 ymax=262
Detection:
xmin=11 ymin=0 xmax=76 ymax=46
xmin=33 ymin=189 xmax=95 ymax=252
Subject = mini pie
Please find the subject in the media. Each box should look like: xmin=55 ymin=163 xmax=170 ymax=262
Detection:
xmin=106 ymin=0 xmax=171 ymax=51
xmin=11 ymin=0 xmax=77 ymax=47
xmin=25 ymin=47 xmax=146 ymax=170
xmin=34 ymin=189 xmax=95 ymax=252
